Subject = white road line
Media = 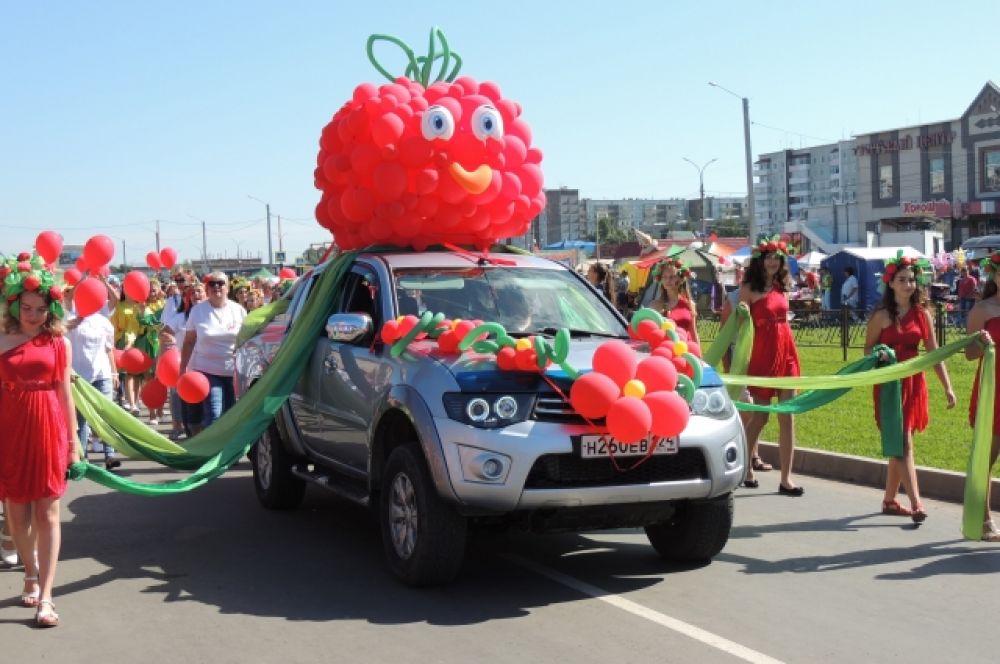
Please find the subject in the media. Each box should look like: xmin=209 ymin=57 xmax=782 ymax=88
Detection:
xmin=505 ymin=554 xmax=785 ymax=664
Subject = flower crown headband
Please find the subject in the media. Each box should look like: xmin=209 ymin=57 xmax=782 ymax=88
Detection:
xmin=751 ymin=234 xmax=796 ymax=259
xmin=0 ymin=252 xmax=65 ymax=320
xmin=651 ymin=257 xmax=693 ymax=282
xmin=879 ymin=249 xmax=933 ymax=287
xmin=980 ymin=252 xmax=1000 ymax=274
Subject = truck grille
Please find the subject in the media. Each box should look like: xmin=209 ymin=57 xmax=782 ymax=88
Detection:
xmin=524 ymin=449 xmax=708 ymax=489
xmin=532 ymin=392 xmax=600 ymax=425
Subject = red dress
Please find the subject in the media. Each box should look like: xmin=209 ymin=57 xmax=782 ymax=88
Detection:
xmin=873 ymin=307 xmax=929 ymax=433
xmin=667 ymin=297 xmax=696 ymax=340
xmin=969 ymin=316 xmax=1000 ymax=435
xmin=0 ymin=334 xmax=70 ymax=503
xmin=747 ymin=289 xmax=800 ymax=403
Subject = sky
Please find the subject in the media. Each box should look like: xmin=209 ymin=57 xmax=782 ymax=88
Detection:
xmin=3 ymin=0 xmax=995 ymax=264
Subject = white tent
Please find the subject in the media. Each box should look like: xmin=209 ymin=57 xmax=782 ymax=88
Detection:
xmin=797 ymin=250 xmax=827 ymax=269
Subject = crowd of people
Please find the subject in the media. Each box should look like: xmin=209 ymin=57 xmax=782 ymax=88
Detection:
xmin=0 ymin=262 xmax=293 ymax=627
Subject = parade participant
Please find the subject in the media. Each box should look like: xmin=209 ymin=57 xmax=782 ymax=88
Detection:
xmin=966 ymin=252 xmax=1000 ymax=541
xmin=180 ymin=272 xmax=246 ymax=432
xmin=740 ymin=237 xmax=803 ymax=494
xmin=586 ymin=262 xmax=613 ymax=302
xmin=110 ymin=291 xmax=157 ymax=416
xmin=865 ymin=255 xmax=954 ymax=522
xmin=245 ymin=288 xmax=264 ymax=312
xmin=615 ymin=270 xmax=630 ymax=316
xmin=167 ymin=282 xmax=206 ymax=438
xmin=0 ymin=256 xmax=79 ymax=627
xmin=649 ymin=258 xmax=700 ymax=345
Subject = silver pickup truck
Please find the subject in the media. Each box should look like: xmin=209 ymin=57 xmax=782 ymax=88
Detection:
xmin=235 ymin=249 xmax=746 ymax=585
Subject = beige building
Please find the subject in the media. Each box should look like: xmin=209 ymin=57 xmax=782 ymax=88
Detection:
xmin=855 ymin=81 xmax=1000 ymax=248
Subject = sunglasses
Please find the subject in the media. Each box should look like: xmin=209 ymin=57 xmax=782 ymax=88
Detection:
xmin=207 ymin=280 xmax=227 ymax=288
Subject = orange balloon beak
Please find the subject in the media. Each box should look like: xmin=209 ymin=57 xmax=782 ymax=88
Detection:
xmin=448 ymin=162 xmax=493 ymax=195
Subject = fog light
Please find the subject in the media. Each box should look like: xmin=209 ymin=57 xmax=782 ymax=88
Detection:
xmin=494 ymin=395 xmax=518 ymax=419
xmin=482 ymin=457 xmax=504 ymax=479
xmin=725 ymin=446 xmax=738 ymax=463
xmin=723 ymin=442 xmax=740 ymax=467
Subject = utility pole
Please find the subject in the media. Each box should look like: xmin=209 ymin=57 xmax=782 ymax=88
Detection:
xmin=202 ymin=221 xmax=208 ymax=272
xmin=682 ymin=157 xmax=718 ymax=238
xmin=277 ymin=215 xmax=284 ymax=252
xmin=155 ymin=219 xmax=161 ymax=253
xmin=122 ymin=240 xmax=126 ymax=268
xmin=266 ymin=204 xmax=273 ymax=265
xmin=709 ymin=82 xmax=756 ymax=242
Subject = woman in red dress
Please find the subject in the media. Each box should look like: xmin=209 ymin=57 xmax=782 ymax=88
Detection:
xmin=865 ymin=256 xmax=954 ymax=523
xmin=0 ymin=256 xmax=79 ymax=627
xmin=649 ymin=258 xmax=700 ymax=346
xmin=740 ymin=238 xmax=802 ymax=494
xmin=966 ymin=253 xmax=1000 ymax=541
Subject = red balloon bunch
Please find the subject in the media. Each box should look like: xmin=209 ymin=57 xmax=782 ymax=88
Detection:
xmin=314 ymin=76 xmax=545 ymax=251
xmin=569 ymin=340 xmax=690 ymax=443
xmin=380 ymin=315 xmax=425 ymax=344
xmin=494 ymin=337 xmax=551 ymax=373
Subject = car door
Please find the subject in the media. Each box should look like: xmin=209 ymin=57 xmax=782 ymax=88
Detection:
xmin=284 ymin=272 xmax=326 ymax=452
xmin=311 ymin=263 xmax=392 ymax=473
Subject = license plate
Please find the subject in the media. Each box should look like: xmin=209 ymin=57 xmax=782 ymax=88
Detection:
xmin=578 ymin=435 xmax=678 ymax=459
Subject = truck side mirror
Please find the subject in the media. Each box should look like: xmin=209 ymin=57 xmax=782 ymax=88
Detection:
xmin=326 ymin=313 xmax=373 ymax=344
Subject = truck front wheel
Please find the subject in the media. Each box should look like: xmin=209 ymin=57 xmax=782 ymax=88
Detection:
xmin=644 ymin=493 xmax=733 ymax=562
xmin=379 ymin=443 xmax=467 ymax=586
xmin=251 ymin=423 xmax=306 ymax=510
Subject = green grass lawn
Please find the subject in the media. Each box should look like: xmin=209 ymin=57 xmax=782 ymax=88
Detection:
xmin=699 ymin=323 xmax=990 ymax=475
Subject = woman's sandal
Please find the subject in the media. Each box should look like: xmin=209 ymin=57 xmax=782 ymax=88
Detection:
xmin=35 ymin=599 xmax=59 ymax=628
xmin=910 ymin=504 xmax=928 ymax=524
xmin=881 ymin=499 xmax=913 ymax=517
xmin=742 ymin=478 xmax=759 ymax=489
xmin=21 ymin=575 xmax=40 ymax=608
xmin=983 ymin=521 xmax=1000 ymax=543
xmin=751 ymin=456 xmax=773 ymax=472
xmin=0 ymin=533 xmax=18 ymax=567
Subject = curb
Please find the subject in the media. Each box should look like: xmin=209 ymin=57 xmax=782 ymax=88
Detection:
xmin=757 ymin=441 xmax=1000 ymax=510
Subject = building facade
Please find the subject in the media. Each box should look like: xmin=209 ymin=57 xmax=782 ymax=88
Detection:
xmin=855 ymin=82 xmax=1000 ymax=248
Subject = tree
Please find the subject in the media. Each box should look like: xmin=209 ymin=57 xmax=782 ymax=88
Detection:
xmin=712 ymin=215 xmax=750 ymax=238
xmin=587 ymin=216 xmax=628 ymax=244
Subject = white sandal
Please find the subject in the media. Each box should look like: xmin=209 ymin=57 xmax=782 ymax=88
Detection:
xmin=984 ymin=520 xmax=1000 ymax=543
xmin=0 ymin=532 xmax=18 ymax=567
xmin=21 ymin=575 xmax=40 ymax=607
xmin=35 ymin=599 xmax=59 ymax=627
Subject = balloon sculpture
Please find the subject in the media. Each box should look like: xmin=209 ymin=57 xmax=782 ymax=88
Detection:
xmin=314 ymin=28 xmax=545 ymax=251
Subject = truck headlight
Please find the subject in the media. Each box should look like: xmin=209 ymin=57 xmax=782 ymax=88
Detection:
xmin=443 ymin=393 xmax=535 ymax=428
xmin=690 ymin=387 xmax=734 ymax=419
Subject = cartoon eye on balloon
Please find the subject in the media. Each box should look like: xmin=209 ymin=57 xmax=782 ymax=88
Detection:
xmin=471 ymin=105 xmax=503 ymax=141
xmin=421 ymin=105 xmax=456 ymax=141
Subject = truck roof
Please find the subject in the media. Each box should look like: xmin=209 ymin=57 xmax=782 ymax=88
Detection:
xmin=330 ymin=249 xmax=570 ymax=271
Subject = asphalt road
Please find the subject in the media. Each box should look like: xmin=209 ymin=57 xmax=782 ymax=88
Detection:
xmin=2 ymin=460 xmax=1000 ymax=664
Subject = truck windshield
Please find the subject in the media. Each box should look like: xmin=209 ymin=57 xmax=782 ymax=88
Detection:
xmin=393 ymin=267 xmax=626 ymax=337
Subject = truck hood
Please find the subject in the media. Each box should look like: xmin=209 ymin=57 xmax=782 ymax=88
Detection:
xmin=409 ymin=337 xmax=722 ymax=392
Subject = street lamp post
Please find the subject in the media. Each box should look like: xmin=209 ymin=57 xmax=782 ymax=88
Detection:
xmin=247 ymin=195 xmax=273 ymax=266
xmin=708 ymin=82 xmax=756 ymax=243
xmin=682 ymin=157 xmax=717 ymax=238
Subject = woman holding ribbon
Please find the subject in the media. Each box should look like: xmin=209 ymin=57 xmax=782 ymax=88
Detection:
xmin=865 ymin=254 xmax=954 ymax=522
xmin=649 ymin=258 xmax=700 ymax=346
xmin=966 ymin=252 xmax=1000 ymax=541
xmin=0 ymin=253 xmax=79 ymax=627
xmin=739 ymin=237 xmax=802 ymax=494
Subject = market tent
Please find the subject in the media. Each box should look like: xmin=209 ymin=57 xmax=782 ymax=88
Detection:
xmin=544 ymin=240 xmax=596 ymax=255
xmin=251 ymin=268 xmax=274 ymax=279
xmin=635 ymin=247 xmax=721 ymax=308
xmin=797 ymin=250 xmax=827 ymax=269
xmin=821 ymin=246 xmax=925 ymax=311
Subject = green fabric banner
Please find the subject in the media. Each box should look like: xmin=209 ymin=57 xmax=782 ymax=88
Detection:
xmin=964 ymin=344 xmax=995 ymax=540
xmin=67 ymin=252 xmax=356 ymax=495
xmin=702 ymin=302 xmax=752 ymax=400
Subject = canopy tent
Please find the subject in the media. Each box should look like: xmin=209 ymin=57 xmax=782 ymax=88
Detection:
xmin=797 ymin=250 xmax=827 ymax=269
xmin=251 ymin=268 xmax=275 ymax=279
xmin=543 ymin=240 xmax=596 ymax=257
xmin=633 ymin=246 xmax=722 ymax=309
xmin=821 ymin=246 xmax=925 ymax=311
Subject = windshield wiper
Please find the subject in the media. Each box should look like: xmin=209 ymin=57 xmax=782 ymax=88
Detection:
xmin=532 ymin=327 xmax=626 ymax=339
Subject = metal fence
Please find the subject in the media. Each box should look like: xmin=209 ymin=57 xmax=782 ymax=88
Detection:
xmin=696 ymin=304 xmax=967 ymax=361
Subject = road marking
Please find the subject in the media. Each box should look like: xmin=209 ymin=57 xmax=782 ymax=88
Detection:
xmin=505 ymin=555 xmax=785 ymax=664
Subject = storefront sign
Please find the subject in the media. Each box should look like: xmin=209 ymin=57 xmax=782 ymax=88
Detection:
xmin=854 ymin=130 xmax=955 ymax=156
xmin=901 ymin=200 xmax=952 ymax=217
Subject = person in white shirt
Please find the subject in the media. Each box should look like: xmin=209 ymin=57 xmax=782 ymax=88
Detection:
xmin=66 ymin=310 xmax=120 ymax=470
xmin=841 ymin=267 xmax=860 ymax=321
xmin=179 ymin=272 xmax=246 ymax=433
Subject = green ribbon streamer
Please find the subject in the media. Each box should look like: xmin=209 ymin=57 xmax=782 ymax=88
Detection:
xmin=236 ymin=297 xmax=290 ymax=346
xmin=964 ymin=344 xmax=995 ymax=540
xmin=67 ymin=252 xmax=357 ymax=495
xmin=703 ymin=302 xmax=753 ymax=400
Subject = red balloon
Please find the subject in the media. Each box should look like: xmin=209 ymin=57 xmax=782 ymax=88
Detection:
xmin=636 ymin=319 xmax=659 ymax=341
xmin=155 ymin=347 xmax=181 ymax=387
xmin=436 ymin=329 xmax=459 ymax=354
xmin=83 ymin=235 xmax=115 ymax=270
xmin=495 ymin=346 xmax=517 ymax=371
xmin=569 ymin=372 xmax=621 ymax=419
xmin=380 ymin=319 xmax=400 ymax=343
xmin=123 ymin=270 xmax=150 ymax=303
xmin=75 ymin=257 xmax=88 ymax=273
xmin=605 ymin=397 xmax=652 ymax=444
xmin=177 ymin=371 xmax=211 ymax=404
xmin=279 ymin=267 xmax=297 ymax=280
xmin=35 ymin=231 xmax=63 ymax=265
xmin=592 ymin=340 xmax=637 ymax=388
xmin=652 ymin=345 xmax=674 ymax=360
xmin=63 ymin=268 xmax=82 ymax=287
xmin=159 ymin=247 xmax=177 ymax=269
xmin=112 ymin=348 xmax=124 ymax=369
xmin=146 ymin=251 xmax=162 ymax=271
xmin=515 ymin=350 xmax=539 ymax=372
xmin=635 ymin=356 xmax=679 ymax=393
xmin=140 ymin=378 xmax=168 ymax=410
xmin=74 ymin=277 xmax=107 ymax=317
xmin=644 ymin=391 xmax=690 ymax=438
xmin=686 ymin=341 xmax=702 ymax=358
xmin=120 ymin=348 xmax=150 ymax=375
